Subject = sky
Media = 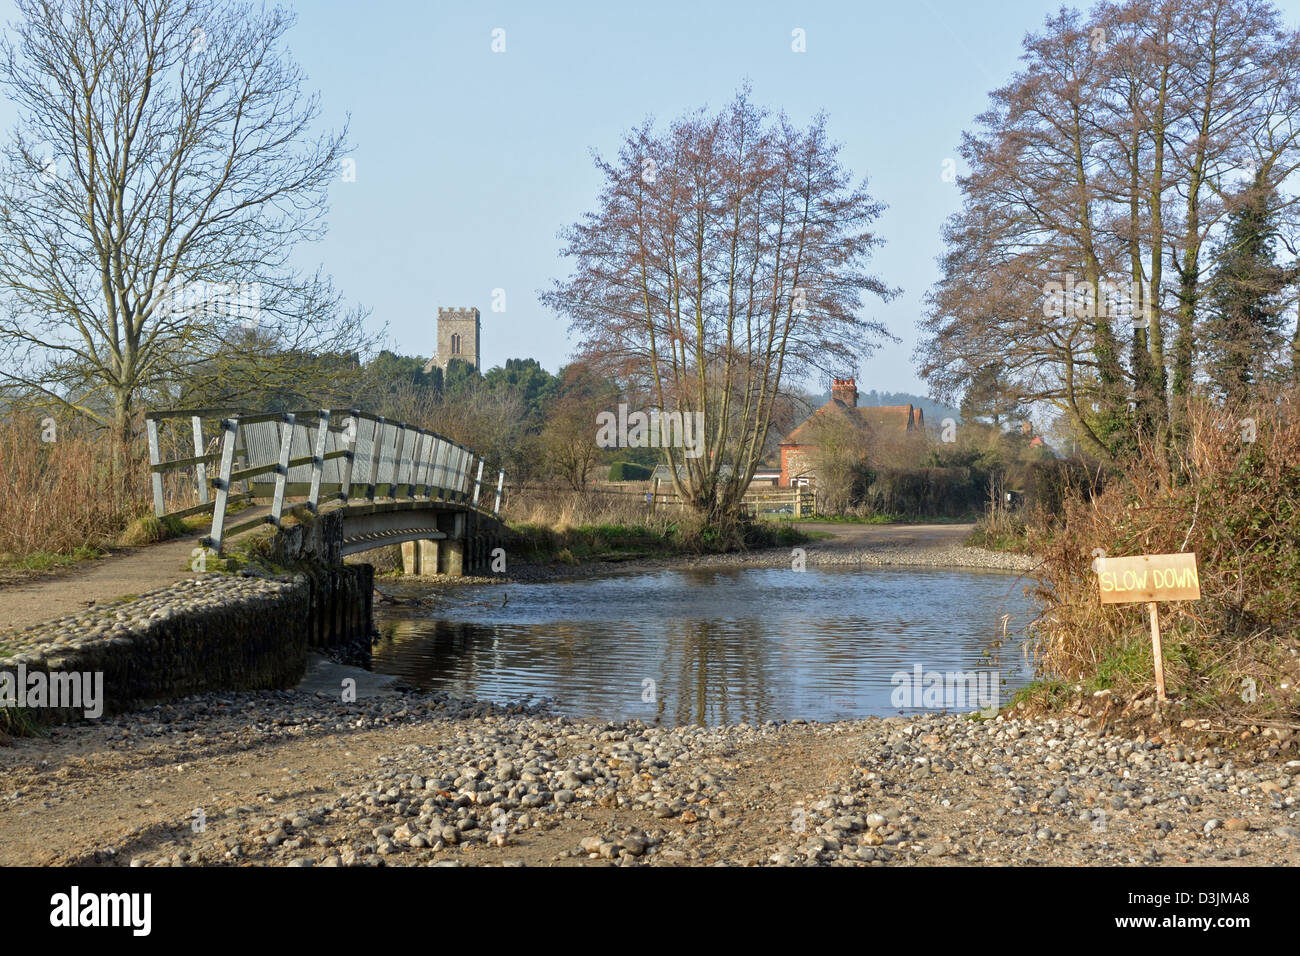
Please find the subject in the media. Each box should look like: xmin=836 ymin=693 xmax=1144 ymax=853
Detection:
xmin=4 ymin=0 xmax=1300 ymax=396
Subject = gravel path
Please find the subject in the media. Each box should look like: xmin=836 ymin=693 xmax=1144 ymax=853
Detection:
xmin=2 ymin=686 xmax=1296 ymax=867
xmin=0 ymin=538 xmax=203 ymax=637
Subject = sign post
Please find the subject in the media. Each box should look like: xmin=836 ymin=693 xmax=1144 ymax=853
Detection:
xmin=1095 ymin=552 xmax=1201 ymax=704
xmin=1147 ymin=601 xmax=1166 ymax=703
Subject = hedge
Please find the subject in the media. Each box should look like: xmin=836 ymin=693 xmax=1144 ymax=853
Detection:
xmin=608 ymin=461 xmax=653 ymax=481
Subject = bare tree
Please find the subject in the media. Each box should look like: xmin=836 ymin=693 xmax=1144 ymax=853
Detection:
xmin=539 ymin=361 xmax=617 ymax=492
xmin=919 ymin=0 xmax=1300 ymax=458
xmin=429 ymin=378 xmax=524 ymax=477
xmin=0 ymin=0 xmax=366 ymax=450
xmin=545 ymin=89 xmax=897 ymax=523
xmin=803 ymin=411 xmax=868 ymax=516
xmin=918 ymin=10 xmax=1133 ymax=460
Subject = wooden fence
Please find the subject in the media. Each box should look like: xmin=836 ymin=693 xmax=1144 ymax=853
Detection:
xmin=507 ymin=481 xmax=815 ymax=517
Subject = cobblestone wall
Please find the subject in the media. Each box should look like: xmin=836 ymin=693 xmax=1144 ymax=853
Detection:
xmin=0 ymin=562 xmax=374 ymax=724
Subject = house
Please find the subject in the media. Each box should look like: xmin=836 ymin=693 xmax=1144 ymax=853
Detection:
xmin=777 ymin=378 xmax=926 ymax=487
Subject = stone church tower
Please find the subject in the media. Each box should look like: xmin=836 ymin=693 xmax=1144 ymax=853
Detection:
xmin=424 ymin=306 xmax=481 ymax=373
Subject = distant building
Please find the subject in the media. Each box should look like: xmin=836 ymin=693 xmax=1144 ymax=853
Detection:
xmin=1018 ymin=419 xmax=1059 ymax=456
xmin=423 ymin=306 xmax=481 ymax=373
xmin=777 ymin=378 xmax=926 ymax=487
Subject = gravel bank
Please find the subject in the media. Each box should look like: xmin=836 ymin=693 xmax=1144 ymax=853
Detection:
xmin=3 ymin=686 xmax=1296 ymax=867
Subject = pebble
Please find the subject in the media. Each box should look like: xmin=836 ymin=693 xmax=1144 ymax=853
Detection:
xmin=8 ymin=674 xmax=1299 ymax=869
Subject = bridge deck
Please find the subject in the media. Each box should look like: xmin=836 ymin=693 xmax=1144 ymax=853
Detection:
xmin=144 ymin=407 xmax=505 ymax=553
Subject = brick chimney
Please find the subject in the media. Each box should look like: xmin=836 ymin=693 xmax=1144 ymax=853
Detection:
xmin=831 ymin=378 xmax=858 ymax=408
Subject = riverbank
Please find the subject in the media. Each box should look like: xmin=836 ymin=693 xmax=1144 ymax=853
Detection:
xmin=381 ymin=521 xmax=1037 ymax=590
xmin=1 ymin=683 xmax=1296 ymax=867
xmin=0 ymin=521 xmax=1033 ymax=630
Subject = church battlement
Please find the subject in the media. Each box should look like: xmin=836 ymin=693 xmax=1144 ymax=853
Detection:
xmin=425 ymin=306 xmax=481 ymax=373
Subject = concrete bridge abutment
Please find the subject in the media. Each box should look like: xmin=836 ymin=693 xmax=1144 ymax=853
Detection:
xmin=398 ymin=511 xmax=503 ymax=577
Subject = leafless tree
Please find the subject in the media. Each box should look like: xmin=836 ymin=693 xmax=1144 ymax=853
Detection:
xmin=545 ymin=88 xmax=897 ymax=522
xmin=0 ymin=0 xmax=367 ymax=452
xmin=539 ymin=361 xmax=617 ymax=491
xmin=919 ymin=0 xmax=1300 ymax=458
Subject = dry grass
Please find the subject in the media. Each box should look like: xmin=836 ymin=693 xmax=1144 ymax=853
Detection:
xmin=504 ymin=483 xmax=803 ymax=558
xmin=1029 ymin=391 xmax=1300 ymax=720
xmin=505 ymin=484 xmax=678 ymax=531
xmin=0 ymin=414 xmax=149 ymax=560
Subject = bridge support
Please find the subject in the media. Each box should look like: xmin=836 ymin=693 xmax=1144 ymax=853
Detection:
xmin=400 ymin=539 xmax=440 ymax=576
xmin=395 ymin=511 xmax=504 ymax=577
xmin=435 ymin=512 xmax=466 ymax=575
xmin=396 ymin=514 xmax=465 ymax=575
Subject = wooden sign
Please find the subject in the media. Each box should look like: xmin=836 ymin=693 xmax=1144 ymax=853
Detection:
xmin=1094 ymin=552 xmax=1200 ymax=705
xmin=1096 ymin=552 xmax=1200 ymax=604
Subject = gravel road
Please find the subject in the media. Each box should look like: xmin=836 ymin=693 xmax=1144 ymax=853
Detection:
xmin=2 ymin=685 xmax=1296 ymax=867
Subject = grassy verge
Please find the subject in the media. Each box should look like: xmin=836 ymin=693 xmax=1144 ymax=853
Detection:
xmin=801 ymin=513 xmax=978 ymax=525
xmin=964 ymin=512 xmax=1033 ymax=554
xmin=0 ymin=545 xmax=105 ymax=572
xmin=504 ymin=487 xmax=820 ymax=565
xmin=1022 ymin=395 xmax=1300 ymax=724
xmin=0 ymin=510 xmax=215 ymax=582
xmin=0 ymin=513 xmax=215 ymax=585
xmin=117 ymin=513 xmax=211 ymax=546
xmin=508 ymin=519 xmax=815 ymax=564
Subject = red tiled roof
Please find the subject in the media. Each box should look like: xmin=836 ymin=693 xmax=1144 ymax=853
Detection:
xmin=782 ymin=403 xmax=920 ymax=445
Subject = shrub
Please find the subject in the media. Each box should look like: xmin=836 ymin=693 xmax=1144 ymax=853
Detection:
xmin=1028 ymin=392 xmax=1300 ymax=717
xmin=857 ymin=466 xmax=984 ymax=517
xmin=0 ymin=414 xmax=148 ymax=559
xmin=607 ymin=461 xmax=652 ymax=481
xmin=1022 ymin=457 xmax=1107 ymax=519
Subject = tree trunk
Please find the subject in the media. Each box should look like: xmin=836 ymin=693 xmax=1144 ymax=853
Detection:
xmin=111 ymin=386 xmax=133 ymax=500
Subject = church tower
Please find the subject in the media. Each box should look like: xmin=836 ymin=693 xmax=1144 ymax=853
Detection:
xmin=425 ymin=306 xmax=481 ymax=373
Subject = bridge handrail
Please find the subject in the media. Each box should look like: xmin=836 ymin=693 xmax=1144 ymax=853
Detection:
xmin=145 ymin=407 xmax=505 ymax=552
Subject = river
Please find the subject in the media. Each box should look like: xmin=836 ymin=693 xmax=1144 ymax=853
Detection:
xmin=371 ymin=565 xmax=1036 ymax=724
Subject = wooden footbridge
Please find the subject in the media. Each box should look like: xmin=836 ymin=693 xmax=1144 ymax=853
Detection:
xmin=145 ymin=408 xmax=505 ymax=574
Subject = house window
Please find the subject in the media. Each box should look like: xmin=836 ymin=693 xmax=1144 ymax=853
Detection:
xmin=794 ymin=477 xmax=810 ymax=487
xmin=451 ymin=333 xmax=461 ymax=355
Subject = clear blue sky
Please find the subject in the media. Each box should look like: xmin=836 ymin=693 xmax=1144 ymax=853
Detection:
xmin=5 ymin=0 xmax=1300 ymax=395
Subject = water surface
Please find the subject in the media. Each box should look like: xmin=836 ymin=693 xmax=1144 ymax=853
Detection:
xmin=372 ymin=566 xmax=1035 ymax=724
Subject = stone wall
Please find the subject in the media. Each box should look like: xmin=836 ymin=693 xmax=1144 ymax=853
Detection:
xmin=0 ymin=555 xmax=374 ymax=725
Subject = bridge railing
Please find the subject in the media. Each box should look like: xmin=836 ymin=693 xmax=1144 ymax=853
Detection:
xmin=145 ymin=408 xmax=505 ymax=552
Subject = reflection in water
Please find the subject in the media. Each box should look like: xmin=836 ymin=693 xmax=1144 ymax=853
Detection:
xmin=372 ymin=566 xmax=1034 ymax=724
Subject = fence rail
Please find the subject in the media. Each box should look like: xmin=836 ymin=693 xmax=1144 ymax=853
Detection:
xmin=507 ymin=482 xmax=816 ymax=517
xmin=145 ymin=408 xmax=505 ymax=551
xmin=740 ymin=487 xmax=815 ymax=518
